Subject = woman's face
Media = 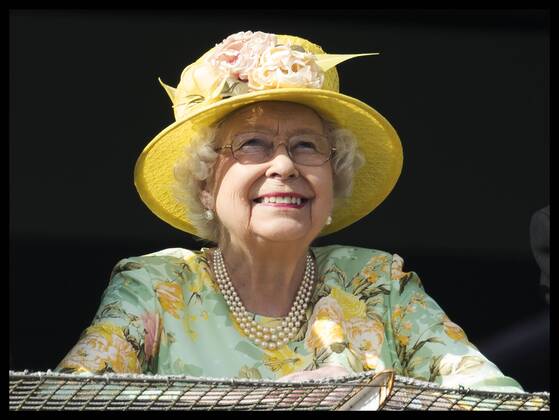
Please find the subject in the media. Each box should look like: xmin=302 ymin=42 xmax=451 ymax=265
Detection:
xmin=207 ymin=101 xmax=334 ymax=244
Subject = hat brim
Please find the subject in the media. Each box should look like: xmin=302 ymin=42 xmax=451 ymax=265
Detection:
xmin=134 ymin=88 xmax=403 ymax=238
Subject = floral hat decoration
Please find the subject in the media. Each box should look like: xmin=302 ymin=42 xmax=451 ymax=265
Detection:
xmin=134 ymin=31 xmax=403 ymax=238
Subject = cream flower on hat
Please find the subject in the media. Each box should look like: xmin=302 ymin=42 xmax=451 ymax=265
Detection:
xmin=248 ymin=45 xmax=324 ymax=90
xmin=209 ymin=31 xmax=277 ymax=81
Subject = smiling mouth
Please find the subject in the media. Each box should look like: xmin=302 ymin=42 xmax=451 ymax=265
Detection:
xmin=252 ymin=196 xmax=309 ymax=209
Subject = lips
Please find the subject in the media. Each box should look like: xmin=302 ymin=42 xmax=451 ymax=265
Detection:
xmin=252 ymin=192 xmax=311 ymax=207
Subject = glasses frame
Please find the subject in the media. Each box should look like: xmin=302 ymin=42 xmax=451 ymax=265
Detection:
xmin=215 ymin=136 xmax=337 ymax=167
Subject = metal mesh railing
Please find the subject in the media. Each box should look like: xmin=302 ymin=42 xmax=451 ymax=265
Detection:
xmin=9 ymin=370 xmax=549 ymax=411
xmin=382 ymin=375 xmax=549 ymax=411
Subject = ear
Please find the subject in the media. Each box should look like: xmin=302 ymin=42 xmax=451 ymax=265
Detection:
xmin=200 ymin=189 xmax=214 ymax=210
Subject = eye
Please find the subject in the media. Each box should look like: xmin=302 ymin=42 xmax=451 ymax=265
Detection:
xmin=292 ymin=139 xmax=319 ymax=153
xmin=296 ymin=141 xmax=317 ymax=149
xmin=235 ymin=137 xmax=269 ymax=153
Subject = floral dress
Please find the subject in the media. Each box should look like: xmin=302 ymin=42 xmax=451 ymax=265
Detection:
xmin=56 ymin=245 xmax=523 ymax=392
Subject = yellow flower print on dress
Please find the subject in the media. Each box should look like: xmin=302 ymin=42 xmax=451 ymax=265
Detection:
xmin=304 ymin=296 xmax=345 ymax=351
xmin=442 ymin=315 xmax=468 ymax=341
xmin=362 ymin=254 xmax=389 ymax=281
xmin=263 ymin=345 xmax=306 ymax=376
xmin=396 ymin=334 xmax=410 ymax=347
xmin=361 ymin=264 xmax=379 ymax=284
xmin=306 ymin=319 xmax=345 ymax=350
xmin=330 ymin=287 xmax=367 ymax=319
xmin=183 ymin=314 xmax=198 ymax=341
xmin=345 ymin=317 xmax=385 ymax=370
xmin=304 ymin=287 xmax=386 ymax=371
xmin=392 ymin=305 xmax=403 ymax=320
xmin=108 ymin=338 xmax=142 ymax=373
xmin=408 ymin=292 xmax=427 ymax=309
xmin=185 ymin=254 xmax=218 ymax=293
xmin=155 ymin=281 xmax=185 ymax=318
xmin=364 ymin=269 xmax=379 ymax=284
xmin=58 ymin=323 xmax=140 ymax=374
xmin=58 ymin=342 xmax=107 ymax=373
xmin=188 ymin=276 xmax=203 ymax=295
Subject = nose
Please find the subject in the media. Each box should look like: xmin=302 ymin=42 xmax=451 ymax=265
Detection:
xmin=265 ymin=143 xmax=299 ymax=179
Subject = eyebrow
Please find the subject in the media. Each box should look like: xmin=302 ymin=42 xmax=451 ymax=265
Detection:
xmin=234 ymin=126 xmax=323 ymax=136
xmin=236 ymin=125 xmax=276 ymax=134
xmin=287 ymin=127 xmax=323 ymax=136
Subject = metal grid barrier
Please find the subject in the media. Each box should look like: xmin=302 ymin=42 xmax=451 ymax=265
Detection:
xmin=9 ymin=370 xmax=549 ymax=411
xmin=382 ymin=375 xmax=549 ymax=411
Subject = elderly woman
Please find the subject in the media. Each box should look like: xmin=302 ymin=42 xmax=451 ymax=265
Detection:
xmin=56 ymin=31 xmax=523 ymax=392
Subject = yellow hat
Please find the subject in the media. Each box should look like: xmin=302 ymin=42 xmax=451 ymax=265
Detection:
xmin=134 ymin=31 xmax=403 ymax=238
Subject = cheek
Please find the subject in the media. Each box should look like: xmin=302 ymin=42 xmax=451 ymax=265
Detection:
xmin=217 ymin=189 xmax=250 ymax=212
xmin=214 ymin=165 xmax=260 ymax=212
xmin=314 ymin=192 xmax=334 ymax=219
xmin=310 ymin=170 xmax=335 ymax=210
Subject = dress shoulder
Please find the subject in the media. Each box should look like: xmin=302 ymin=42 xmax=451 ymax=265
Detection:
xmin=109 ymin=248 xmax=207 ymax=285
xmin=312 ymin=244 xmax=392 ymax=262
xmin=311 ymin=244 xmax=395 ymax=290
xmin=141 ymin=247 xmax=198 ymax=259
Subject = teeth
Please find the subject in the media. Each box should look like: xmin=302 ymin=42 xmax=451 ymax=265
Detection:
xmin=259 ymin=196 xmax=304 ymax=205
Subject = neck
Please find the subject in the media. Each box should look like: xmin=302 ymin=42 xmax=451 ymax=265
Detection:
xmin=215 ymin=236 xmax=312 ymax=317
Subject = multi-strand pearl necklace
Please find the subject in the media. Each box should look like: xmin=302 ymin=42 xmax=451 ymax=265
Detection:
xmin=212 ymin=248 xmax=315 ymax=350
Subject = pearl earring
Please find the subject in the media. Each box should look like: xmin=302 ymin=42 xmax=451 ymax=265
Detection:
xmin=326 ymin=215 xmax=333 ymax=226
xmin=204 ymin=209 xmax=215 ymax=221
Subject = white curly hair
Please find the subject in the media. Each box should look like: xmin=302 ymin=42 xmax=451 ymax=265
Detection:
xmin=173 ymin=106 xmax=365 ymax=243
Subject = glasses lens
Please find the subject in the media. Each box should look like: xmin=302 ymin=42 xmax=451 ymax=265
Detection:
xmin=231 ymin=133 xmax=274 ymax=164
xmin=289 ymin=134 xmax=332 ymax=165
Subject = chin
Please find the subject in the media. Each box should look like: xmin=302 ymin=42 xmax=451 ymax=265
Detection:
xmin=251 ymin=221 xmax=312 ymax=242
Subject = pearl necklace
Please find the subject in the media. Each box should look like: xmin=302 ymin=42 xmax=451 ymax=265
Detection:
xmin=212 ymin=248 xmax=315 ymax=350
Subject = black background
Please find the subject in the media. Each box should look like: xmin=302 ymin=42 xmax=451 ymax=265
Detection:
xmin=10 ymin=9 xmax=549 ymax=391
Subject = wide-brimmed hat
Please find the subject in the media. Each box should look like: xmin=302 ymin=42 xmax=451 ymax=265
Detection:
xmin=134 ymin=31 xmax=403 ymax=238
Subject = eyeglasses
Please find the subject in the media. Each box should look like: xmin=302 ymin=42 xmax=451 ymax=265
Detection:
xmin=216 ymin=131 xmax=336 ymax=166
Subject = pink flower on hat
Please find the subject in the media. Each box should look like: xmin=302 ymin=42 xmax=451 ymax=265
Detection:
xmin=209 ymin=31 xmax=277 ymax=81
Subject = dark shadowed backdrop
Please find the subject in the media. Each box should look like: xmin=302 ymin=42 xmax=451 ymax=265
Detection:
xmin=10 ymin=9 xmax=549 ymax=391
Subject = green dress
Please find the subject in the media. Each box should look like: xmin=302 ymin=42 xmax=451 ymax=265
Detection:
xmin=56 ymin=245 xmax=523 ymax=392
